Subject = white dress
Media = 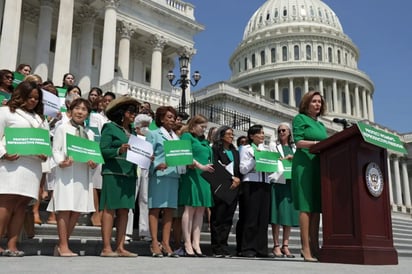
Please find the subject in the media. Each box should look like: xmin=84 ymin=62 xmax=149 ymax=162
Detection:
xmin=0 ymin=107 xmax=49 ymax=199
xmin=47 ymin=121 xmax=95 ymax=213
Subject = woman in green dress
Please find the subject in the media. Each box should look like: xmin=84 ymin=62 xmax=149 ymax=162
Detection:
xmin=269 ymin=122 xmax=299 ymax=258
xmin=178 ymin=115 xmax=214 ymax=256
xmin=99 ymin=96 xmax=140 ymax=257
xmin=292 ymin=91 xmax=328 ymax=262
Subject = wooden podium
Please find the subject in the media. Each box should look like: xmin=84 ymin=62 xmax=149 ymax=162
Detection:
xmin=310 ymin=125 xmax=398 ymax=265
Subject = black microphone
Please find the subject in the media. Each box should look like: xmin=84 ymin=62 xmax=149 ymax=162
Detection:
xmin=333 ymin=118 xmax=350 ymax=129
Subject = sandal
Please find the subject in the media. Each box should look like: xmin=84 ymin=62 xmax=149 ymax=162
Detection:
xmin=281 ymin=245 xmax=295 ymax=258
xmin=271 ymin=245 xmax=284 ymax=258
xmin=2 ymin=249 xmax=25 ymax=257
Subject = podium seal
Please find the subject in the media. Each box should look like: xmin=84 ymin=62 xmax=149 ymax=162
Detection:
xmin=365 ymin=162 xmax=384 ymax=197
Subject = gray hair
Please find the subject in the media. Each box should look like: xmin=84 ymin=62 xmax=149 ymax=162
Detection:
xmin=277 ymin=122 xmax=294 ymax=145
xmin=134 ymin=113 xmax=152 ymax=128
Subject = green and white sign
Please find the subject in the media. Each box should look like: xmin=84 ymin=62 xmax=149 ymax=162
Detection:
xmin=56 ymin=87 xmax=67 ymax=112
xmin=5 ymin=127 xmax=51 ymax=156
xmin=357 ymin=122 xmax=407 ymax=154
xmin=12 ymin=72 xmax=24 ymax=88
xmin=0 ymin=91 xmax=11 ymax=104
xmin=255 ymin=151 xmax=281 ymax=173
xmin=164 ymin=140 xmax=193 ymax=166
xmin=281 ymin=159 xmax=292 ymax=179
xmin=66 ymin=133 xmax=104 ymax=164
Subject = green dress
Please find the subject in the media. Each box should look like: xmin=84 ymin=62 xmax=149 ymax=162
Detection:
xmin=178 ymin=132 xmax=213 ymax=207
xmin=291 ymin=114 xmax=328 ymax=213
xmin=270 ymin=145 xmax=299 ymax=226
xmin=99 ymin=122 xmax=137 ymax=210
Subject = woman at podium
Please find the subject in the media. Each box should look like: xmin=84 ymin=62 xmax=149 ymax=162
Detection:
xmin=291 ymin=91 xmax=328 ymax=262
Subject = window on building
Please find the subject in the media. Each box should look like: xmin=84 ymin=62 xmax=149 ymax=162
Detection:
xmin=271 ymin=48 xmax=276 ymax=63
xmin=337 ymin=50 xmax=341 ymax=64
xmin=145 ymin=66 xmax=151 ymax=83
xmin=310 ymin=6 xmax=314 ymax=17
xmin=306 ymin=45 xmax=311 ymax=60
xmin=238 ymin=62 xmax=241 ymax=72
xmin=345 ymin=53 xmax=348 ymax=65
xmin=260 ymin=50 xmax=265 ymax=66
xmin=275 ymin=9 xmax=279 ymax=18
xmin=266 ymin=13 xmax=270 ymax=20
xmin=270 ymin=89 xmax=275 ymax=99
xmin=317 ymin=46 xmax=323 ymax=61
xmin=244 ymin=57 xmax=248 ymax=70
xmin=294 ymin=45 xmax=300 ymax=60
xmin=283 ymin=7 xmax=287 ymax=16
xmin=282 ymin=88 xmax=289 ymax=104
xmin=50 ymin=36 xmax=56 ymax=53
xmin=328 ymin=47 xmax=333 ymax=63
xmin=282 ymin=46 xmax=288 ymax=61
xmin=292 ymin=5 xmax=297 ymax=16
xmin=252 ymin=54 xmax=256 ymax=68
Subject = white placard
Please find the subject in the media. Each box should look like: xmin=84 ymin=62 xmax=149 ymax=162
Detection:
xmin=42 ymin=89 xmax=60 ymax=117
xmin=126 ymin=134 xmax=153 ymax=169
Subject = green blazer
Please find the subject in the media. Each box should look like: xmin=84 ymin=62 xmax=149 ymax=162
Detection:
xmin=100 ymin=122 xmax=137 ymax=178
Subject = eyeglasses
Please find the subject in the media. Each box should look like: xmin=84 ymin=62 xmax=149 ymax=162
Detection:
xmin=278 ymin=129 xmax=287 ymax=133
xmin=5 ymin=75 xmax=13 ymax=80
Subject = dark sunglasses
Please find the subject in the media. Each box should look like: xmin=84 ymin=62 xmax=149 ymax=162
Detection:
xmin=278 ymin=129 xmax=287 ymax=133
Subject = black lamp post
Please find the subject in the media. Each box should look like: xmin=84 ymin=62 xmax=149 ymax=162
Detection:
xmin=167 ymin=54 xmax=201 ymax=117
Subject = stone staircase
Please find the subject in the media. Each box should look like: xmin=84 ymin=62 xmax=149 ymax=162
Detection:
xmin=7 ymin=210 xmax=412 ymax=257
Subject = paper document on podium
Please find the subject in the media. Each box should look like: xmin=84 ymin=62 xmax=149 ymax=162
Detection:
xmin=201 ymin=162 xmax=238 ymax=205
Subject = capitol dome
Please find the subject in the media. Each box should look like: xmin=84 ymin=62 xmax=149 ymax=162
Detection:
xmin=243 ymin=0 xmax=343 ymax=40
xmin=229 ymin=0 xmax=375 ymax=122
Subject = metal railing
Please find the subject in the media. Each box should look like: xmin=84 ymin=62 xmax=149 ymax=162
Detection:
xmin=181 ymin=101 xmax=251 ymax=131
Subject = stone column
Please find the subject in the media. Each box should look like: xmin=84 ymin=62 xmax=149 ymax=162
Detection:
xmin=148 ymin=34 xmax=166 ymax=90
xmin=260 ymin=82 xmax=265 ymax=97
xmin=344 ymin=81 xmax=351 ymax=115
xmin=319 ymin=78 xmax=324 ymax=96
xmin=118 ymin=21 xmax=135 ymax=80
xmin=332 ymin=79 xmax=338 ymax=113
xmin=34 ymin=0 xmax=54 ymax=80
xmin=392 ymin=155 xmax=403 ymax=206
xmin=304 ymin=77 xmax=309 ymax=94
xmin=77 ymin=4 xmax=98 ymax=93
xmin=401 ymin=158 xmax=411 ymax=208
xmin=0 ymin=0 xmax=23 ymax=69
xmin=367 ymin=91 xmax=374 ymax=121
xmin=274 ymin=79 xmax=279 ymax=101
xmin=0 ymin=0 xmax=4 ymax=29
xmin=387 ymin=156 xmax=394 ymax=205
xmin=99 ymin=0 xmax=119 ymax=86
xmin=354 ymin=85 xmax=360 ymax=118
xmin=52 ymin=0 xmax=74 ymax=85
xmin=288 ymin=78 xmax=295 ymax=107
xmin=362 ymin=88 xmax=368 ymax=119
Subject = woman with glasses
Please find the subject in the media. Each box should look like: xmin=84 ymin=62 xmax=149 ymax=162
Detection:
xmin=269 ymin=122 xmax=299 ymax=258
xmin=178 ymin=114 xmax=214 ymax=257
xmin=0 ymin=69 xmax=14 ymax=105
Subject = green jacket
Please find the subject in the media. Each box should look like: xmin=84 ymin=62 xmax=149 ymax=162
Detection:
xmin=100 ymin=122 xmax=137 ymax=178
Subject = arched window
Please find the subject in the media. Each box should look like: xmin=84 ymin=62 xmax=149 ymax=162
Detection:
xmin=271 ymin=48 xmax=276 ymax=63
xmin=260 ymin=50 xmax=265 ymax=66
xmin=310 ymin=6 xmax=315 ymax=17
xmin=266 ymin=13 xmax=270 ymax=21
xmin=282 ymin=88 xmax=289 ymax=104
xmin=269 ymin=89 xmax=275 ymax=99
xmin=337 ymin=50 xmax=341 ymax=64
xmin=238 ymin=62 xmax=241 ymax=72
xmin=306 ymin=45 xmax=312 ymax=60
xmin=252 ymin=54 xmax=256 ymax=68
xmin=274 ymin=9 xmax=279 ymax=18
xmin=283 ymin=7 xmax=287 ymax=17
xmin=295 ymin=87 xmax=302 ymax=106
xmin=317 ymin=46 xmax=323 ymax=61
xmin=294 ymin=45 xmax=300 ymax=60
xmin=345 ymin=53 xmax=348 ymax=65
xmin=244 ymin=57 xmax=247 ymax=70
xmin=282 ymin=46 xmax=288 ymax=61
xmin=328 ymin=47 xmax=333 ymax=63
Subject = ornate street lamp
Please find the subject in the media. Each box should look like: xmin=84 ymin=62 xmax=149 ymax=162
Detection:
xmin=167 ymin=54 xmax=201 ymax=117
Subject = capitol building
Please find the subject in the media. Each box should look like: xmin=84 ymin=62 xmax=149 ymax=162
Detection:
xmin=0 ymin=0 xmax=411 ymax=213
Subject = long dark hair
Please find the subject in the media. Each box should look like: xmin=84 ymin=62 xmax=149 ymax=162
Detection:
xmin=8 ymin=81 xmax=44 ymax=119
xmin=247 ymin=124 xmax=263 ymax=144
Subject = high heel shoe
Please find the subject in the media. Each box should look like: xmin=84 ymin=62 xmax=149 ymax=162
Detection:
xmin=271 ymin=245 xmax=284 ymax=258
xmin=280 ymin=245 xmax=295 ymax=258
xmin=300 ymin=251 xmax=318 ymax=262
xmin=183 ymin=247 xmax=196 ymax=257
xmin=161 ymin=244 xmax=179 ymax=258
xmin=193 ymin=248 xmax=206 ymax=257
xmin=53 ymin=245 xmax=78 ymax=257
xmin=150 ymin=243 xmax=164 ymax=258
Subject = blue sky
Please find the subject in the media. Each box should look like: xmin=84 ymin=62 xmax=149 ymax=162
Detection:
xmin=188 ymin=0 xmax=411 ymax=134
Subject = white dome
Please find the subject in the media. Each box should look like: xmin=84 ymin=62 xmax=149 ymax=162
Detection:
xmin=243 ymin=0 xmax=343 ymax=40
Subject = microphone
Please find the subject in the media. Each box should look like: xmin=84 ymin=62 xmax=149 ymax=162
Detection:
xmin=333 ymin=118 xmax=351 ymax=129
